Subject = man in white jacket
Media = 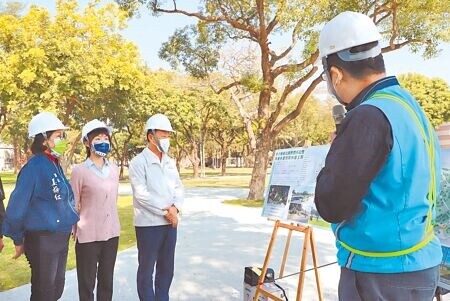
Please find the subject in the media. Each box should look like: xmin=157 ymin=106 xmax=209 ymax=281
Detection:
xmin=129 ymin=113 xmax=183 ymax=301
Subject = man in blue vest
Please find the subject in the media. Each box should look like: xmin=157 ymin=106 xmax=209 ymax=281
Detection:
xmin=314 ymin=11 xmax=442 ymax=300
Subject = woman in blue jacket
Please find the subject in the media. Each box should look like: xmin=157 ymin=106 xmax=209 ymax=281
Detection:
xmin=3 ymin=112 xmax=79 ymax=301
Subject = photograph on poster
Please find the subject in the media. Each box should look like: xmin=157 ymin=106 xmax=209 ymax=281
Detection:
xmin=437 ymin=148 xmax=450 ymax=289
xmin=267 ymin=185 xmax=290 ymax=205
xmin=287 ymin=190 xmax=319 ymax=221
xmin=262 ymin=145 xmax=329 ymax=223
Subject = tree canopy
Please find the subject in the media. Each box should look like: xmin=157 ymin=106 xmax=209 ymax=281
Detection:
xmin=117 ymin=0 xmax=450 ymax=199
xmin=398 ymin=73 xmax=450 ymax=127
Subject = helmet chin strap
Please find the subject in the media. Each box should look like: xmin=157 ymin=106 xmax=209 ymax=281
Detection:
xmin=322 ymin=57 xmax=346 ymax=105
xmin=151 ymin=129 xmax=164 ymax=153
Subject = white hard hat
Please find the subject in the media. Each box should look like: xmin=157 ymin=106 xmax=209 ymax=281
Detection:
xmin=145 ymin=113 xmax=174 ymax=132
xmin=28 ymin=112 xmax=68 ymax=138
xmin=82 ymin=119 xmax=112 ymax=142
xmin=319 ymin=11 xmax=382 ymax=59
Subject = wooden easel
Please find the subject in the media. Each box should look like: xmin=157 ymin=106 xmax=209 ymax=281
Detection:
xmin=254 ymin=220 xmax=323 ymax=301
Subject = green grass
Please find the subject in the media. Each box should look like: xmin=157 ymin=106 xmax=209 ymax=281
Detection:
xmin=183 ymin=175 xmax=251 ymax=188
xmin=0 ymin=167 xmax=260 ymax=290
xmin=308 ymin=218 xmax=331 ymax=228
xmin=223 ymin=198 xmax=264 ymax=207
xmin=0 ymin=195 xmax=136 ymax=291
xmin=0 ymin=172 xmax=18 ymax=185
xmin=179 ymin=167 xmax=255 ymax=179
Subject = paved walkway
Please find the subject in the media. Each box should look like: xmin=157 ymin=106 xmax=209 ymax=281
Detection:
xmin=0 ymin=187 xmax=342 ymax=301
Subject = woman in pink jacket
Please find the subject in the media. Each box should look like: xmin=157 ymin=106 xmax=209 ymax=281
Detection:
xmin=71 ymin=119 xmax=120 ymax=301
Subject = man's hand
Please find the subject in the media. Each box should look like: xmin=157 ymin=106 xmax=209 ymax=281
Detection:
xmin=12 ymin=244 xmax=24 ymax=259
xmin=164 ymin=206 xmax=179 ymax=228
xmin=0 ymin=237 xmax=4 ymax=253
xmin=169 ymin=215 xmax=178 ymax=228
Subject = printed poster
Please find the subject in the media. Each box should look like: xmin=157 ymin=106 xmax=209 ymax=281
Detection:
xmin=262 ymin=145 xmax=329 ymax=224
xmin=437 ymin=148 xmax=450 ymax=289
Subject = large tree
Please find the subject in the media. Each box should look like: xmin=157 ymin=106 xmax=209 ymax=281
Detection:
xmin=398 ymin=73 xmax=450 ymax=127
xmin=131 ymin=0 xmax=449 ymax=199
xmin=131 ymin=1 xmax=449 ymax=199
xmin=276 ymin=96 xmax=335 ymax=149
xmin=0 ymin=0 xmax=146 ymax=171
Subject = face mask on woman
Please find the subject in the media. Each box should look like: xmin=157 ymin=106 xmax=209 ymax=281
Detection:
xmin=51 ymin=138 xmax=68 ymax=158
xmin=91 ymin=140 xmax=111 ymax=157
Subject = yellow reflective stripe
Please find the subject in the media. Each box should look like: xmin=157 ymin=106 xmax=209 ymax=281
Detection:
xmin=371 ymin=93 xmax=437 ymax=208
xmin=372 ymin=93 xmax=437 ymax=233
xmin=337 ymin=230 xmax=435 ymax=258
xmin=336 ymin=92 xmax=437 ymax=258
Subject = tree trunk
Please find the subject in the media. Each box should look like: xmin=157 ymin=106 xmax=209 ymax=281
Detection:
xmin=13 ymin=139 xmax=19 ymax=174
xmin=220 ymin=142 xmax=228 ymax=176
xmin=247 ymin=133 xmax=271 ymax=200
xmin=190 ymin=143 xmax=200 ymax=178
xmin=119 ymin=140 xmax=127 ymax=180
xmin=119 ymin=131 xmax=133 ymax=180
xmin=243 ymin=144 xmax=255 ymax=168
xmin=175 ymin=146 xmax=183 ymax=173
xmin=62 ymin=133 xmax=81 ymax=174
xmin=200 ymin=142 xmax=206 ymax=177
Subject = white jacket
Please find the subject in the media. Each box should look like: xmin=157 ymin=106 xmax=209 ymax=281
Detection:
xmin=129 ymin=147 xmax=183 ymax=226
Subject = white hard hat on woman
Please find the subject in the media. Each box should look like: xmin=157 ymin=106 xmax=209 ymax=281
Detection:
xmin=28 ymin=112 xmax=68 ymax=138
xmin=28 ymin=112 xmax=69 ymax=158
xmin=81 ymin=119 xmax=112 ymax=157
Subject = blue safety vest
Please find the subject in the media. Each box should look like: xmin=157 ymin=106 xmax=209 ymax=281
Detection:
xmin=332 ymin=85 xmax=442 ymax=273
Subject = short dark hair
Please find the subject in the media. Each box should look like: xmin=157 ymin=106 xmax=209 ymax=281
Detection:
xmin=30 ymin=131 xmax=54 ymax=155
xmin=326 ymin=41 xmax=385 ymax=79
xmin=146 ymin=129 xmax=156 ymax=142
xmin=84 ymin=128 xmax=111 ymax=159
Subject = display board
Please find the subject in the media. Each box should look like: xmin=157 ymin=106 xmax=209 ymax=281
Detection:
xmin=262 ymin=145 xmax=329 ymax=223
xmin=263 ymin=145 xmax=450 ymax=290
xmin=437 ymin=148 xmax=450 ymax=290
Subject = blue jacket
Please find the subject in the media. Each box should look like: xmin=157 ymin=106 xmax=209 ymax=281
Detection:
xmin=331 ymin=83 xmax=442 ymax=273
xmin=2 ymin=153 xmax=79 ymax=245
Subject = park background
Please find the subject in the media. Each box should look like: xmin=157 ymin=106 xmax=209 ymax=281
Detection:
xmin=0 ymin=0 xmax=449 ymax=298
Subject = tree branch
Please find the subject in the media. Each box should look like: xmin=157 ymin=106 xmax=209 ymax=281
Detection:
xmin=154 ymin=6 xmax=224 ymax=22
xmin=153 ymin=1 xmax=258 ymax=37
xmin=272 ymin=50 xmax=319 ymax=79
xmin=270 ymin=22 xmax=300 ymax=64
xmin=268 ymin=67 xmax=317 ymax=129
xmin=209 ymin=80 xmax=243 ymax=94
xmin=266 ymin=0 xmax=286 ymax=35
xmin=256 ymin=0 xmax=266 ymax=38
xmin=381 ymin=39 xmax=426 ymax=53
xmin=389 ymin=2 xmax=399 ymax=50
xmin=215 ymin=1 xmax=259 ymax=37
xmin=369 ymin=0 xmax=391 ymax=20
xmin=230 ymin=88 xmax=257 ymax=151
xmin=272 ymin=72 xmax=322 ymax=136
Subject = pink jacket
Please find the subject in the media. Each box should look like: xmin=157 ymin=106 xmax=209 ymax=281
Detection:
xmin=71 ymin=161 xmax=120 ymax=243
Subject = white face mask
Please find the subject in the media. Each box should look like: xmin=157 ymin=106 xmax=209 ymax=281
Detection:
xmin=158 ymin=138 xmax=170 ymax=153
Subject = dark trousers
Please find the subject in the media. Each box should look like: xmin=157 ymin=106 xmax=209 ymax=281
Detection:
xmin=339 ymin=266 xmax=440 ymax=301
xmin=24 ymin=231 xmax=70 ymax=301
xmin=75 ymin=237 xmax=119 ymax=301
xmin=135 ymin=225 xmax=177 ymax=301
